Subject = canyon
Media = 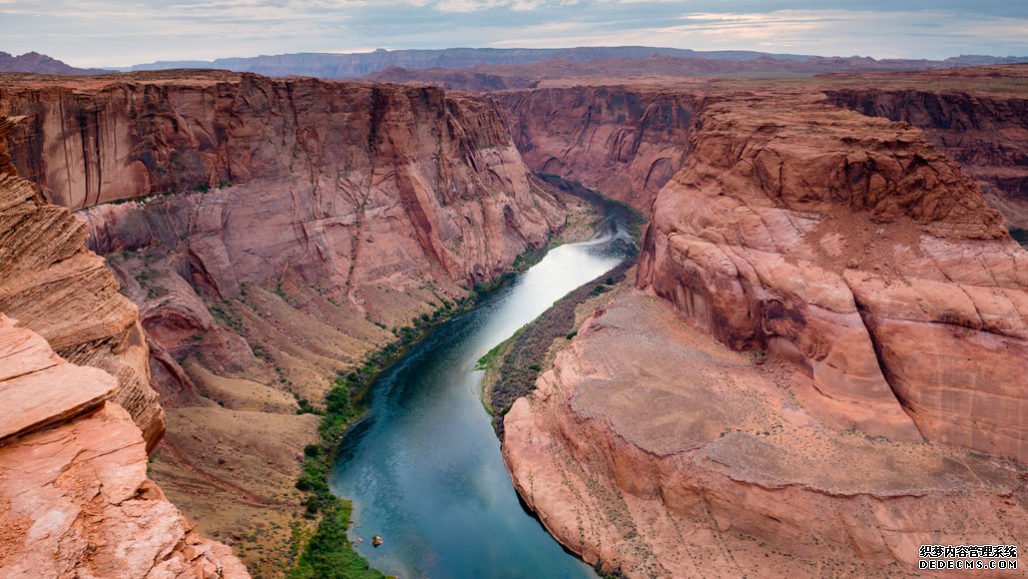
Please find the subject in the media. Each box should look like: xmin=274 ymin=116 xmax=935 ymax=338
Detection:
xmin=0 ymin=70 xmax=568 ymax=574
xmin=0 ymin=60 xmax=1025 ymax=578
xmin=500 ymin=68 xmax=1028 ymax=576
xmin=0 ymin=115 xmax=246 ymax=577
xmin=495 ymin=67 xmax=1028 ymax=232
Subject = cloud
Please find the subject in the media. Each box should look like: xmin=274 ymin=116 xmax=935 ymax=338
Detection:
xmin=0 ymin=0 xmax=1025 ymax=67
xmin=434 ymin=0 xmax=504 ymax=12
xmin=483 ymin=8 xmax=1028 ymax=59
xmin=427 ymin=0 xmax=571 ymax=12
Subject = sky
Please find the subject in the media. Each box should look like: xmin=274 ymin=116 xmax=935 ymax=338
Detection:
xmin=1 ymin=0 xmax=1026 ymax=68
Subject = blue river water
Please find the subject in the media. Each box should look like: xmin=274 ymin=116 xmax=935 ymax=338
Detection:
xmin=331 ymin=216 xmax=631 ymax=578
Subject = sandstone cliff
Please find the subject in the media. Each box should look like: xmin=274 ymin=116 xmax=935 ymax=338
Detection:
xmin=1 ymin=72 xmax=562 ymax=285
xmin=823 ymin=66 xmax=1028 ymax=230
xmin=499 ymin=66 xmax=1028 ymax=234
xmin=506 ymin=292 xmax=1025 ymax=577
xmin=637 ymin=93 xmax=1023 ymax=458
xmin=0 ymin=318 xmax=247 ymax=578
xmin=0 ymin=116 xmax=245 ymax=578
xmin=503 ymin=88 xmax=1027 ymax=577
xmin=0 ymin=316 xmax=246 ymax=579
xmin=2 ymin=71 xmax=567 ymax=572
xmin=1 ymin=70 xmax=565 ymax=409
xmin=0 ymin=115 xmax=163 ymax=448
xmin=498 ymin=87 xmax=699 ymax=211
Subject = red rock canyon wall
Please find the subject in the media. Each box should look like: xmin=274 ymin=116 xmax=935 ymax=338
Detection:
xmin=825 ymin=85 xmax=1028 ymax=229
xmin=503 ymin=86 xmax=1027 ymax=577
xmin=498 ymin=87 xmax=700 ymax=211
xmin=0 ymin=115 xmax=246 ymax=578
xmin=1 ymin=71 xmax=568 ymax=572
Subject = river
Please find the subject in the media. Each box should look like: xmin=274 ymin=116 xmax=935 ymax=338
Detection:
xmin=330 ymin=210 xmax=633 ymax=578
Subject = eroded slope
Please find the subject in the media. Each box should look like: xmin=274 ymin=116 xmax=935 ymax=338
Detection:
xmin=822 ymin=65 xmax=1028 ymax=230
xmin=0 ymin=116 xmax=245 ymax=578
xmin=1 ymin=71 xmax=568 ymax=572
xmin=504 ymin=90 xmax=1028 ymax=577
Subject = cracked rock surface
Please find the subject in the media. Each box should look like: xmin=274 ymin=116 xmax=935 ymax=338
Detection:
xmin=0 ymin=115 xmax=246 ymax=578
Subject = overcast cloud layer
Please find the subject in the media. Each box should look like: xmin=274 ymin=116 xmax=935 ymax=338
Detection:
xmin=1 ymin=0 xmax=1026 ymax=67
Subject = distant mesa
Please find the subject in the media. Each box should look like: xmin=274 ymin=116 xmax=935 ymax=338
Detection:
xmin=0 ymin=51 xmax=110 ymax=75
xmin=6 ymin=47 xmax=1026 ymax=81
xmin=120 ymin=46 xmax=808 ymax=77
xmin=120 ymin=47 xmax=1028 ymax=79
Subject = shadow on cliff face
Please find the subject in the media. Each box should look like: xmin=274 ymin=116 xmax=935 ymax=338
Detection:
xmin=1012 ymin=226 xmax=1028 ymax=246
xmin=0 ymin=72 xmax=580 ymax=574
xmin=824 ymin=78 xmax=1028 ymax=230
xmin=499 ymin=87 xmax=701 ymax=213
xmin=502 ymin=81 xmax=1028 ymax=578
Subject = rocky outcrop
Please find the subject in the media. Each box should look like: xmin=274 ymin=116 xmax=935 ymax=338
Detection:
xmin=504 ymin=89 xmax=1027 ymax=576
xmin=505 ymin=293 xmax=1025 ymax=578
xmin=0 ymin=317 xmax=247 ymax=578
xmin=0 ymin=116 xmax=245 ymax=578
xmin=637 ymin=93 xmax=1024 ymax=459
xmin=498 ymin=87 xmax=699 ymax=211
xmin=0 ymin=116 xmax=163 ymax=448
xmin=2 ymin=71 xmax=567 ymax=573
xmin=823 ymin=66 xmax=1028 ymax=229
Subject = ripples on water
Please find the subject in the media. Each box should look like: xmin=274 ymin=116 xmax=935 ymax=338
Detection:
xmin=332 ymin=214 xmax=633 ymax=578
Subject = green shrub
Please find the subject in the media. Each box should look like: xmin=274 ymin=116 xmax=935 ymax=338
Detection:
xmin=290 ymin=286 xmax=480 ymax=577
xmin=295 ymin=397 xmax=320 ymax=415
xmin=290 ymin=501 xmax=383 ymax=579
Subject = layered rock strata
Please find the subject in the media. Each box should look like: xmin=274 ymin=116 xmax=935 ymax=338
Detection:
xmin=505 ymin=91 xmax=1027 ymax=576
xmin=1 ymin=73 xmax=563 ymax=304
xmin=2 ymin=71 xmax=566 ymax=572
xmin=0 ymin=318 xmax=247 ymax=578
xmin=498 ymin=87 xmax=699 ymax=210
xmin=0 ymin=116 xmax=245 ymax=578
xmin=0 ymin=115 xmax=162 ymax=447
xmin=824 ymin=67 xmax=1028 ymax=229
